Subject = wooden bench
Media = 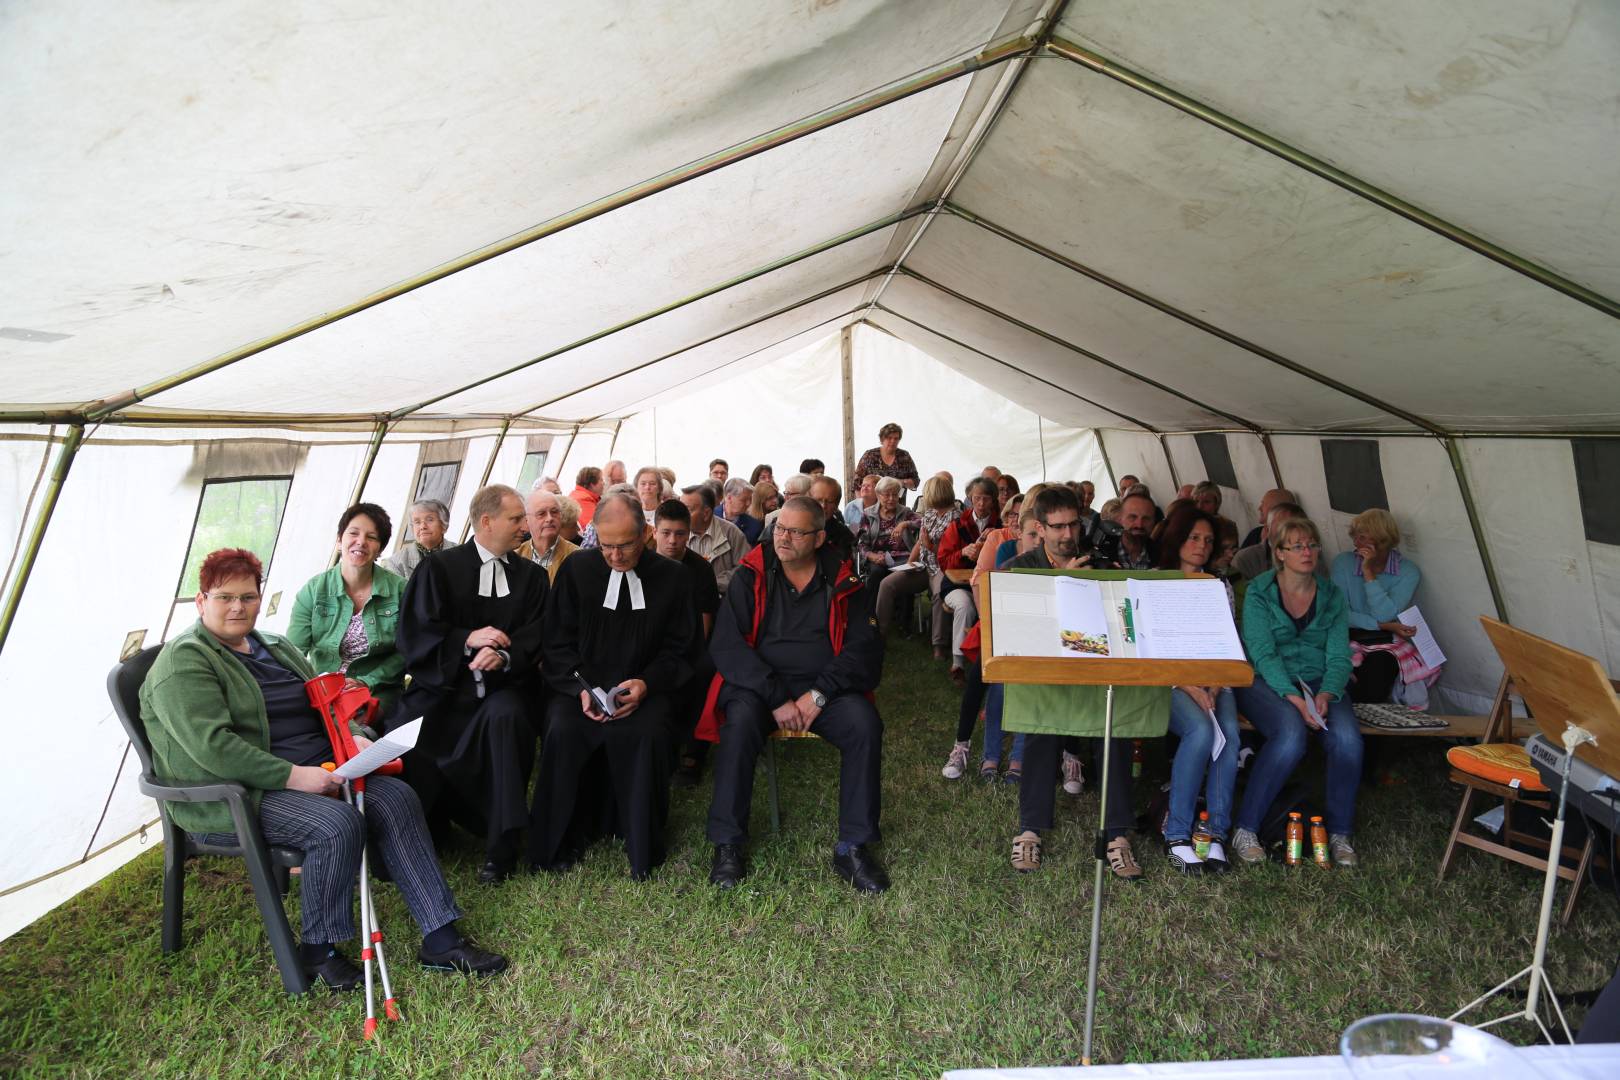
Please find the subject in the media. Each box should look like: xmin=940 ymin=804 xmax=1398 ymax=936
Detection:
xmin=1236 ymin=713 xmax=1533 ymax=740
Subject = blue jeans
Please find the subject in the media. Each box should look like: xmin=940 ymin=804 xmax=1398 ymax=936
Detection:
xmin=980 ymin=684 xmax=1025 ymax=764
xmin=1233 ymin=678 xmax=1363 ymax=836
xmin=1165 ymin=687 xmax=1240 ymax=841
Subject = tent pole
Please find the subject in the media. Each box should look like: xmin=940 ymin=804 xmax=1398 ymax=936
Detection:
xmin=1260 ymin=433 xmax=1285 ymax=488
xmin=348 ymin=421 xmax=389 ymax=506
xmin=941 ymin=204 xmax=1449 ymax=436
xmin=840 ymin=326 xmax=856 ymax=492
xmin=901 ymin=271 xmax=1269 ymax=434
xmin=1158 ymin=434 xmax=1181 ymax=490
xmin=1445 ymin=437 xmax=1510 ymax=623
xmin=78 ymin=38 xmax=1032 ymax=422
xmin=607 ymin=419 xmax=623 ymax=461
xmin=1045 ymin=38 xmax=1620 ymax=323
xmin=0 ymin=424 xmax=84 ymax=657
xmin=554 ymin=424 xmax=583 ymax=485
xmin=461 ymin=419 xmax=513 ymax=542
xmin=1095 ymin=430 xmax=1119 ymax=495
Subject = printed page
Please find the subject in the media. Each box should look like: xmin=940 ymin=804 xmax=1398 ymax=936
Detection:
xmin=333 ymin=718 xmax=422 ymax=780
xmin=988 ymin=573 xmax=1065 ymax=658
xmin=1055 ymin=577 xmax=1112 ymax=658
xmin=1398 ymin=605 xmax=1447 ymax=669
xmin=1128 ymin=578 xmax=1245 ymax=660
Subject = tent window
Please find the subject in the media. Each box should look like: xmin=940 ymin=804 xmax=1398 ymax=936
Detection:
xmin=1321 ymin=440 xmax=1389 ymax=514
xmin=515 ymin=451 xmax=548 ymax=494
xmin=415 ymin=461 xmax=460 ymax=508
xmin=176 ymin=477 xmax=293 ymax=597
xmin=1571 ymin=439 xmax=1620 ymax=546
xmin=1194 ymin=433 xmax=1238 ymax=490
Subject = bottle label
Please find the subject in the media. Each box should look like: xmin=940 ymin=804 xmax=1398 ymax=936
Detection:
xmin=1194 ymin=836 xmax=1211 ymax=859
xmin=1286 ymin=837 xmax=1302 ymax=863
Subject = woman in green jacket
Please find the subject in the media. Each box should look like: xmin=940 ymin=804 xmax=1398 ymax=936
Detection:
xmin=1231 ymin=517 xmax=1363 ymax=868
xmin=287 ymin=502 xmax=407 ymax=721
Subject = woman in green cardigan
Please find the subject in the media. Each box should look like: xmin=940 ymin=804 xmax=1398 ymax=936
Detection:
xmin=287 ymin=502 xmax=407 ymax=722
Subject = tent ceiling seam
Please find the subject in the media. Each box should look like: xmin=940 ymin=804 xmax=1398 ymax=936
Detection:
xmin=1045 ymin=37 xmax=1620 ymax=324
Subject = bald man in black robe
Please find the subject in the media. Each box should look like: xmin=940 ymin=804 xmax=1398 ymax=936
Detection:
xmin=397 ymin=484 xmax=546 ymax=883
xmin=528 ymin=493 xmax=694 ymax=879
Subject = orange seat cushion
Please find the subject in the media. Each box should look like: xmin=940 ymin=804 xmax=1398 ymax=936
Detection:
xmin=1447 ymin=742 xmax=1548 ymax=792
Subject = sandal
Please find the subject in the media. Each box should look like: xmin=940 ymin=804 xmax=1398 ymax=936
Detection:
xmin=1011 ymin=830 xmax=1042 ymax=872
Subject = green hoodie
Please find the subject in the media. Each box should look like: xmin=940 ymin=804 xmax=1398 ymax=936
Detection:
xmin=1241 ymin=568 xmax=1353 ymax=701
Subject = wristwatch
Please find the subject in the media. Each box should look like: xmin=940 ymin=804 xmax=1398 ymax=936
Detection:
xmin=810 ymin=688 xmax=827 ymax=709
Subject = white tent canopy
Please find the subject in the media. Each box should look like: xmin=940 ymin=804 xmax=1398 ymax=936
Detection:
xmin=3 ymin=0 xmax=1617 ymax=934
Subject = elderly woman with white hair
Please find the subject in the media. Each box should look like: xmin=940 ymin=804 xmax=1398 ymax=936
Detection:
xmin=857 ymin=475 xmax=918 ymax=591
xmin=1330 ymin=507 xmax=1432 ymax=705
xmin=381 ymin=498 xmax=450 ymax=578
xmin=719 ymin=476 xmax=762 ymax=545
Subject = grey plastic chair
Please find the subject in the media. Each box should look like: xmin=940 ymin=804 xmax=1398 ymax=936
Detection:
xmin=106 ymin=645 xmax=309 ymax=994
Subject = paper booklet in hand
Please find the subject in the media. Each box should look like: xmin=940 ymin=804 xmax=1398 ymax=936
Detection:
xmin=575 ymin=671 xmax=629 ymax=716
xmin=989 ymin=573 xmax=1244 ymax=662
xmin=333 ymin=718 xmax=422 ymax=780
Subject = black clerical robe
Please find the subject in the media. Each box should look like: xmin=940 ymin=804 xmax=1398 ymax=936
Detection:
xmin=528 ymin=548 xmax=693 ymax=877
xmin=397 ymin=540 xmax=547 ymax=851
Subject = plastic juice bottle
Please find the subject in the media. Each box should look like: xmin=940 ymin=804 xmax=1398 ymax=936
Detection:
xmin=1192 ymin=811 xmax=1213 ymax=860
xmin=1310 ymin=815 xmax=1330 ymax=866
xmin=1285 ymin=811 xmax=1304 ymax=866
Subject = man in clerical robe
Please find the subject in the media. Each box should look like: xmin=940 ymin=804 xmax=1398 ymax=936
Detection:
xmin=397 ymin=484 xmax=547 ymax=884
xmin=700 ymin=496 xmax=889 ymax=894
xmin=528 ymin=493 xmax=694 ymax=880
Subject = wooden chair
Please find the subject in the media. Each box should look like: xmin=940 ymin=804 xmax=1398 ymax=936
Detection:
xmin=760 ymin=729 xmax=821 ymax=835
xmin=1436 ymin=673 xmax=1596 ymax=925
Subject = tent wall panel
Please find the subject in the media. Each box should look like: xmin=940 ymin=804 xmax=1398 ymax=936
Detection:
xmin=1228 ymin=435 xmax=1280 ymax=537
xmin=1589 ymin=543 xmax=1620 ymax=677
xmin=364 ymin=443 xmax=428 ymax=551
xmin=1098 ymin=430 xmax=1173 ymax=501
xmin=0 ymin=436 xmax=55 ymax=567
xmin=1463 ymin=438 xmax=1615 ymax=674
xmin=1161 ymin=433 xmax=1258 ymax=538
xmin=255 ymin=443 xmax=375 ymax=636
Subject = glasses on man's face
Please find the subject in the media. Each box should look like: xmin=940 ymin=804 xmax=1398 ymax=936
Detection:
xmin=206 ymin=592 xmax=261 ymax=606
xmin=1281 ymin=542 xmax=1322 ymax=553
xmin=773 ymin=524 xmax=820 ymax=540
xmin=598 ymin=540 xmax=642 ymax=554
xmin=1041 ymin=518 xmax=1083 ymax=532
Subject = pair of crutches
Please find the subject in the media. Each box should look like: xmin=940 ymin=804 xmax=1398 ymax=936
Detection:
xmin=305 ymin=673 xmax=402 ymax=1039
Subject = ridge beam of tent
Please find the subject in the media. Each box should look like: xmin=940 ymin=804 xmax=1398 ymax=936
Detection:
xmin=1043 ymin=36 xmax=1620 ymax=323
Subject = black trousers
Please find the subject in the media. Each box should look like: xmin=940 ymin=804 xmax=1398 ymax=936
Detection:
xmin=1019 ymin=734 xmax=1134 ymax=839
xmin=407 ymin=686 xmax=537 ymax=854
xmin=1349 ymin=651 xmax=1400 ymax=703
xmin=706 ymin=685 xmax=882 ymax=847
xmin=527 ymin=693 xmax=674 ymax=877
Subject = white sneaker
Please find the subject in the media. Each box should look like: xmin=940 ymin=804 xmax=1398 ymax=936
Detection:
xmin=941 ymin=740 xmax=971 ymax=780
xmin=1061 ymin=751 xmax=1084 ymax=795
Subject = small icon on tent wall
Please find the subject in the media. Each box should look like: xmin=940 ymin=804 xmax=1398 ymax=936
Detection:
xmin=119 ymin=629 xmax=147 ymax=662
xmin=266 ymin=591 xmax=282 ymax=616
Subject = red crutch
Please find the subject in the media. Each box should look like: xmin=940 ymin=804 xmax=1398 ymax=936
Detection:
xmin=307 ymin=674 xmax=403 ymax=1038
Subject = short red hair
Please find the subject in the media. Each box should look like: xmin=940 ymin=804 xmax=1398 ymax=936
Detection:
xmin=198 ymin=548 xmax=263 ymax=593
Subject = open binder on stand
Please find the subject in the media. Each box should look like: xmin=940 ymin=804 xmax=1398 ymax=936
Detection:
xmin=978 ymin=568 xmax=1253 ymax=1064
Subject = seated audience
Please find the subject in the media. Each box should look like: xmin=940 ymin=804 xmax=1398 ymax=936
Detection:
xmin=1115 ymin=490 xmax=1159 ymax=569
xmin=397 ymin=485 xmax=547 ymax=883
xmin=721 ymin=477 xmax=762 ymax=544
xmin=578 ymin=483 xmax=636 ymax=550
xmin=288 ymin=502 xmax=408 ymax=721
xmin=708 ymin=459 xmax=728 ymax=483
xmin=750 ymin=479 xmax=781 ymax=522
xmin=981 ymin=466 xmax=1002 ymax=482
xmin=1192 ymin=481 xmax=1222 ymax=518
xmin=1231 ymin=501 xmax=1305 ymax=581
xmin=914 ymin=475 xmax=963 ymax=661
xmin=569 ymin=466 xmax=605 ymax=529
xmin=844 ymin=473 xmax=877 ymax=527
xmin=996 ymin=473 xmax=1020 ymax=510
xmin=856 ymin=476 xmax=918 ymax=596
xmin=855 ymin=422 xmax=920 ymax=490
xmin=935 ymin=476 xmax=1000 ymax=681
xmin=1243 ymin=487 xmax=1297 ymax=548
xmin=142 ymin=548 xmax=507 ymax=987
xmin=1153 ymin=506 xmax=1241 ymax=876
xmin=1002 ymin=486 xmax=1144 ymax=879
xmin=749 ymin=464 xmax=774 ymax=486
xmin=1331 ymin=508 xmax=1434 ymax=706
xmin=761 ymin=474 xmax=813 ymax=535
xmin=651 ymin=499 xmax=720 ymax=788
xmin=971 ymin=492 xmax=1026 ymax=584
xmin=682 ymin=482 xmax=750 ymax=594
xmin=1231 ymin=517 xmax=1361 ymax=868
xmin=556 ymin=494 xmax=583 ymax=544
xmin=809 ymin=475 xmax=857 ymax=562
xmin=1210 ymin=515 xmax=1240 ymax=580
xmin=1116 ymin=474 xmax=1139 ymax=496
xmin=1097 ymin=497 xmax=1122 ymax=523
xmin=799 ymin=458 xmax=826 ymax=476
xmin=536 ymin=476 xmax=562 ymax=495
xmin=381 ymin=498 xmax=450 ymax=579
xmin=529 ymin=494 xmax=694 ymax=880
xmin=603 ymin=460 xmax=628 ymax=489
xmin=515 ymin=487 xmax=578 ymax=584
xmin=634 ymin=467 xmax=663 ymax=523
xmin=871 ymin=474 xmax=954 ymax=647
xmin=701 ymin=496 xmax=888 ymax=893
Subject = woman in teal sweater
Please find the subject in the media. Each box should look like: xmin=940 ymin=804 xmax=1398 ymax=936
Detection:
xmin=287 ymin=502 xmax=407 ymax=721
xmin=1231 ymin=517 xmax=1363 ymax=868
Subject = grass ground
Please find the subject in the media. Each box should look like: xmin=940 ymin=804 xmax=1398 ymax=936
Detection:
xmin=2 ymin=632 xmax=1617 ymax=1078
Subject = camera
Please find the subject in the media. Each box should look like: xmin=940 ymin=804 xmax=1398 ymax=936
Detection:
xmin=1090 ymin=518 xmax=1124 ymax=566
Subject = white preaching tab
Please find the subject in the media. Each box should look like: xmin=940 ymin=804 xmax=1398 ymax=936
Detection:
xmin=1128 ymin=578 xmax=1245 ymax=661
xmin=334 ymin=718 xmax=422 ymax=780
xmin=603 ymin=568 xmax=646 ymax=611
xmin=1398 ymin=605 xmax=1447 ymax=670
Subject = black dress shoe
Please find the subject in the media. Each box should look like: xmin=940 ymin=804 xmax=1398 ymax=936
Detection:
xmin=302 ymin=948 xmax=363 ymax=993
xmin=671 ymin=756 xmax=703 ymax=788
xmin=832 ymin=845 xmax=890 ymax=894
xmin=477 ymin=859 xmax=515 ymax=884
xmin=709 ymin=844 xmax=746 ymax=889
xmin=418 ymin=939 xmax=510 ymax=975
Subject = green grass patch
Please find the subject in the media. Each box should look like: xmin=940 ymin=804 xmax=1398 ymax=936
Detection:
xmin=2 ymin=633 xmax=1616 ymax=1077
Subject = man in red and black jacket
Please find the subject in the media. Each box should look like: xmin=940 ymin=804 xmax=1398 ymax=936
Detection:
xmin=701 ymin=495 xmax=888 ymax=893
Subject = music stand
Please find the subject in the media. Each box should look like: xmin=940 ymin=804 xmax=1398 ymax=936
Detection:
xmin=979 ymin=569 xmax=1252 ymax=1064
xmin=1450 ymin=618 xmax=1620 ymax=1043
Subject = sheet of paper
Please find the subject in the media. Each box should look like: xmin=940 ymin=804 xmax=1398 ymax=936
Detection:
xmin=1297 ymin=679 xmax=1326 ymax=729
xmin=988 ymin=573 xmax=1065 ymax=658
xmin=1127 ymin=578 xmax=1245 ymax=660
xmin=334 ymin=718 xmax=422 ymax=780
xmin=1055 ymin=577 xmax=1112 ymax=657
xmin=1398 ymin=605 xmax=1447 ymax=669
xmin=1207 ymin=708 xmax=1227 ymax=762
